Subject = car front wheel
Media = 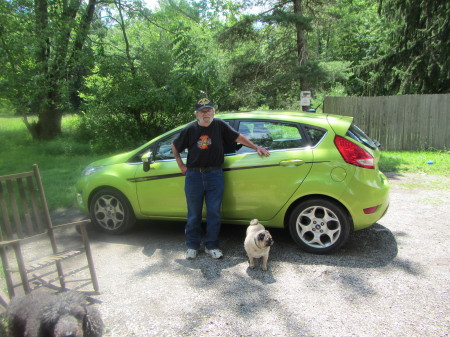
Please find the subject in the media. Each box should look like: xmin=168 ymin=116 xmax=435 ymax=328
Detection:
xmin=288 ymin=199 xmax=351 ymax=254
xmin=89 ymin=188 xmax=136 ymax=234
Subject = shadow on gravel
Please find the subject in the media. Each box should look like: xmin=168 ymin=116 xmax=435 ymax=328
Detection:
xmin=50 ymin=208 xmax=399 ymax=278
xmin=246 ymin=222 xmax=398 ymax=269
xmin=85 ymin=219 xmax=398 ymax=271
xmin=384 ymin=171 xmax=405 ymax=180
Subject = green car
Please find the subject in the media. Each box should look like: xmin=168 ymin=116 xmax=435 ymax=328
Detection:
xmin=76 ymin=111 xmax=389 ymax=254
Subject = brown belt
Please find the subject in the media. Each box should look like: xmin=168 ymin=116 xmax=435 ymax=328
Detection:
xmin=188 ymin=166 xmax=222 ymax=173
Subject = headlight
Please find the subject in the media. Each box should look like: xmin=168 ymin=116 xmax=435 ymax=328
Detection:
xmin=81 ymin=165 xmax=105 ymax=177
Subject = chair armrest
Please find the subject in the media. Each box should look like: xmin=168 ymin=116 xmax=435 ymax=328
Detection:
xmin=0 ymin=231 xmax=50 ymax=246
xmin=0 ymin=238 xmax=22 ymax=248
xmin=0 ymin=220 xmax=91 ymax=247
xmin=51 ymin=219 xmax=91 ymax=230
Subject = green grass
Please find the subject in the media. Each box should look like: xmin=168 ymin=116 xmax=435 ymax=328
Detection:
xmin=1 ymin=115 xmax=449 ymax=211
xmin=0 ymin=115 xmax=116 ymax=210
xmin=379 ymin=151 xmax=449 ymax=176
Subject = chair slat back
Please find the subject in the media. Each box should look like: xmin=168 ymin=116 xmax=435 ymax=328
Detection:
xmin=0 ymin=166 xmax=50 ymax=241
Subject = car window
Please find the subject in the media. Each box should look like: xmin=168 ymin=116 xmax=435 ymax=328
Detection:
xmin=153 ymin=120 xmax=234 ymax=159
xmin=236 ymin=121 xmax=305 ymax=154
xmin=346 ymin=124 xmax=377 ymax=150
xmin=154 ymin=133 xmax=187 ymax=161
xmin=304 ymin=126 xmax=327 ymax=146
xmin=221 ymin=119 xmax=238 ymax=155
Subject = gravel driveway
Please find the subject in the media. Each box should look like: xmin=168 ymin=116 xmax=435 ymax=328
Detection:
xmin=5 ymin=173 xmax=450 ymax=336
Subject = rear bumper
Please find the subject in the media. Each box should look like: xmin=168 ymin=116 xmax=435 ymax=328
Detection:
xmin=341 ymin=169 xmax=390 ymax=230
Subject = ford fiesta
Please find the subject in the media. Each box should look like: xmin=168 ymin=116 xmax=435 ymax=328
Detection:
xmin=76 ymin=111 xmax=389 ymax=254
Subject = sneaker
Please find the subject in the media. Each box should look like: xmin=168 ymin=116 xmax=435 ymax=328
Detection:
xmin=186 ymin=249 xmax=197 ymax=259
xmin=205 ymin=248 xmax=223 ymax=259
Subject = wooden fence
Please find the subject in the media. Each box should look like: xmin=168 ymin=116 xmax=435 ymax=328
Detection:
xmin=323 ymin=94 xmax=449 ymax=151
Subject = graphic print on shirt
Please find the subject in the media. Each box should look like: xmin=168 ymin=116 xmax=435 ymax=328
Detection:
xmin=197 ymin=135 xmax=212 ymax=149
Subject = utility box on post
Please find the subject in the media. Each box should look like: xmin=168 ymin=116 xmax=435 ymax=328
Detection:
xmin=301 ymin=91 xmax=312 ymax=111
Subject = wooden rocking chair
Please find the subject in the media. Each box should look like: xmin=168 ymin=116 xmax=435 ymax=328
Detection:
xmin=0 ymin=164 xmax=99 ymax=304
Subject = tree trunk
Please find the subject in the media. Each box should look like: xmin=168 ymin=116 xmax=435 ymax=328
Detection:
xmin=116 ymin=0 xmax=141 ymax=124
xmin=292 ymin=0 xmax=310 ymax=111
xmin=68 ymin=0 xmax=97 ymax=110
xmin=32 ymin=0 xmax=61 ymax=139
xmin=42 ymin=79 xmax=63 ymax=139
xmin=39 ymin=105 xmax=63 ymax=140
xmin=30 ymin=0 xmax=98 ymax=140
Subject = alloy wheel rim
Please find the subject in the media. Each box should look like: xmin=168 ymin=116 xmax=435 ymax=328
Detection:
xmin=295 ymin=205 xmax=341 ymax=248
xmin=94 ymin=195 xmax=125 ymax=230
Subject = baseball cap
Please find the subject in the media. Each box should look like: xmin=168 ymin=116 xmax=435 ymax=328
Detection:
xmin=195 ymin=97 xmax=214 ymax=111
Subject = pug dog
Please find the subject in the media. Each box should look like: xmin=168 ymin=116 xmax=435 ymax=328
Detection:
xmin=244 ymin=219 xmax=274 ymax=270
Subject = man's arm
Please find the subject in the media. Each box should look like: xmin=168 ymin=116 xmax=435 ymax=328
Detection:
xmin=171 ymin=143 xmax=188 ymax=175
xmin=235 ymin=134 xmax=270 ymax=157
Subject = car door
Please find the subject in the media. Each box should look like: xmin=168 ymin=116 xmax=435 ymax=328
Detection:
xmin=134 ymin=132 xmax=188 ymax=218
xmin=135 ymin=119 xmax=238 ymax=219
xmin=222 ymin=120 xmax=313 ymax=221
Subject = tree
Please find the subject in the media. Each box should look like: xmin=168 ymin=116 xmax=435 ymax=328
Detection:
xmin=0 ymin=0 xmax=98 ymax=139
xmin=309 ymin=0 xmax=391 ymax=96
xmin=0 ymin=0 xmax=38 ymax=116
xmin=77 ymin=0 xmax=229 ymax=149
xmin=357 ymin=0 xmax=450 ymax=94
xmin=216 ymin=0 xmax=340 ymax=110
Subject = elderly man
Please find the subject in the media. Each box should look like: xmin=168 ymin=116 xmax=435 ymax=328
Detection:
xmin=172 ymin=97 xmax=270 ymax=259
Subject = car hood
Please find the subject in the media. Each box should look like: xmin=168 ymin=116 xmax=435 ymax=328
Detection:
xmin=88 ymin=151 xmax=135 ymax=167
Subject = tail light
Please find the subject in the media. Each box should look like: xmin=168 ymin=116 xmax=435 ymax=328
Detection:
xmin=334 ymin=136 xmax=374 ymax=169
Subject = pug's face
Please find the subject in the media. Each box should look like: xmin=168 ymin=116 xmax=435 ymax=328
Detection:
xmin=256 ymin=230 xmax=274 ymax=248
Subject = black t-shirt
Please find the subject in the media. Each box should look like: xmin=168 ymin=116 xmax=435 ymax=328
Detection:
xmin=173 ymin=118 xmax=239 ymax=168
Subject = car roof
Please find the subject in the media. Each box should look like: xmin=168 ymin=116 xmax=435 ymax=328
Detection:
xmin=140 ymin=110 xmax=354 ymax=153
xmin=218 ymin=110 xmax=353 ymax=132
xmin=219 ymin=110 xmax=318 ymax=119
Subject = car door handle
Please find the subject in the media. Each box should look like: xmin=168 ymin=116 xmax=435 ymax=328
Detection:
xmin=279 ymin=160 xmax=305 ymax=167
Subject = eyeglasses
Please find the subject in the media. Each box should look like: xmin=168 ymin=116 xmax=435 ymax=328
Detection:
xmin=197 ymin=109 xmax=213 ymax=114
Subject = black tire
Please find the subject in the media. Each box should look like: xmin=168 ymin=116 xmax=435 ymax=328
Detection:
xmin=288 ymin=199 xmax=351 ymax=254
xmin=89 ymin=188 xmax=136 ymax=234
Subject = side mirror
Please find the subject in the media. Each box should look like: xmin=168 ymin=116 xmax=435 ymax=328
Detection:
xmin=141 ymin=151 xmax=153 ymax=172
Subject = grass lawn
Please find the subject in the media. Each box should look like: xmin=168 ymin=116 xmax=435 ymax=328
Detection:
xmin=380 ymin=151 xmax=449 ymax=177
xmin=1 ymin=115 xmax=449 ymax=210
xmin=0 ymin=115 xmax=117 ymax=210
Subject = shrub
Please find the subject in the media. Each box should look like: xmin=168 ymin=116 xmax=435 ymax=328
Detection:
xmin=75 ymin=112 xmax=147 ymax=153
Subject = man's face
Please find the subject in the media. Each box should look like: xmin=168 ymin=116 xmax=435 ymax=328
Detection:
xmin=196 ymin=107 xmax=215 ymax=125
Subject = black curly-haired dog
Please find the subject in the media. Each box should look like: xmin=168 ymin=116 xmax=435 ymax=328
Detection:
xmin=7 ymin=289 xmax=103 ymax=337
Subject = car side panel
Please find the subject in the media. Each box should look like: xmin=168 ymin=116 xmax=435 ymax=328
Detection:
xmin=221 ymin=148 xmax=313 ymax=221
xmin=134 ymin=160 xmax=187 ymax=217
xmin=77 ymin=163 xmax=141 ymax=214
xmin=264 ymin=144 xmax=389 ymax=230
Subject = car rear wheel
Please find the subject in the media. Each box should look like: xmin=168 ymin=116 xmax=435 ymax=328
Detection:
xmin=288 ymin=199 xmax=351 ymax=254
xmin=89 ymin=188 xmax=136 ymax=234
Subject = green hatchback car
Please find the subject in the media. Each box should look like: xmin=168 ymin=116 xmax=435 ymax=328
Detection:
xmin=76 ymin=111 xmax=389 ymax=254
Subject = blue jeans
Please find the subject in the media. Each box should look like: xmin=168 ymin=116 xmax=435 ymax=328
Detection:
xmin=184 ymin=168 xmax=224 ymax=250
